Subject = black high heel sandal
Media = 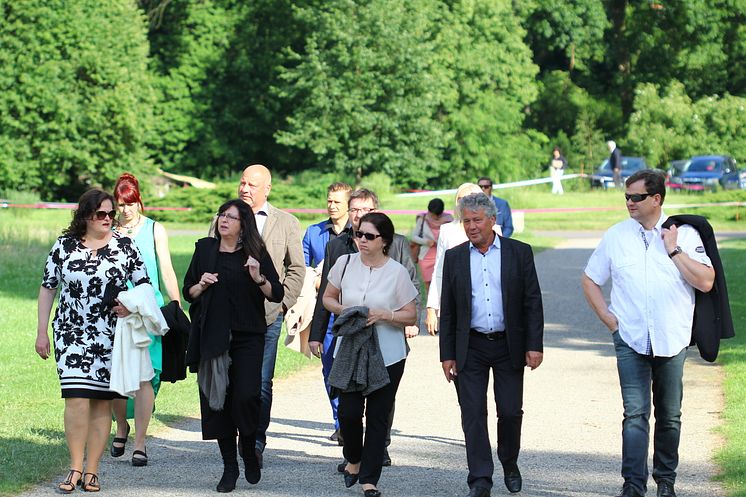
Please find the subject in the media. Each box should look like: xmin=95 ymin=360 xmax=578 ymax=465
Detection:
xmin=131 ymin=448 xmax=148 ymax=467
xmin=81 ymin=473 xmax=100 ymax=492
xmin=110 ymin=422 xmax=130 ymax=457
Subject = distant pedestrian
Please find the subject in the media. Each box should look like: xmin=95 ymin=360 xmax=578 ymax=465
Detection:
xmin=582 ymin=169 xmax=715 ymax=497
xmin=410 ymin=198 xmax=452 ymax=293
xmin=476 ymin=176 xmax=513 ymax=237
xmin=549 ymin=146 xmax=567 ymax=195
xmin=439 ymin=192 xmax=544 ymax=497
xmin=608 ymin=140 xmax=623 ymax=189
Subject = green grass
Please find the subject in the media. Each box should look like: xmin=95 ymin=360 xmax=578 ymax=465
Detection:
xmin=715 ymin=238 xmax=746 ymax=496
xmin=0 ymin=209 xmax=313 ymax=495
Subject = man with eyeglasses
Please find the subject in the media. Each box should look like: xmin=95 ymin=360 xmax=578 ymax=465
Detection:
xmin=476 ymin=177 xmax=513 ymax=238
xmin=582 ymin=169 xmax=715 ymax=497
xmin=309 ymin=188 xmax=420 ymax=469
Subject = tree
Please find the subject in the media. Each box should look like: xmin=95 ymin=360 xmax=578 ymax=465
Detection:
xmin=274 ymin=0 xmax=449 ymax=187
xmin=0 ymin=0 xmax=154 ymax=200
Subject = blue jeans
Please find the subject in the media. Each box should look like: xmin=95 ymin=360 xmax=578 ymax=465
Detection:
xmin=255 ymin=313 xmax=283 ymax=451
xmin=321 ymin=323 xmax=339 ymax=430
xmin=613 ymin=332 xmax=686 ymax=494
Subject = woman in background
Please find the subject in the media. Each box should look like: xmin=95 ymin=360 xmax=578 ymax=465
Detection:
xmin=36 ymin=189 xmax=149 ymax=493
xmin=425 ymin=183 xmax=495 ymax=335
xmin=549 ymin=146 xmax=568 ymax=195
xmin=110 ymin=173 xmax=181 ymax=467
xmin=183 ymin=199 xmax=283 ymax=492
xmin=410 ymin=198 xmax=452 ymax=293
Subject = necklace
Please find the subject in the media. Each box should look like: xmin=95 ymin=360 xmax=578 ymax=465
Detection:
xmin=119 ymin=214 xmax=142 ymax=235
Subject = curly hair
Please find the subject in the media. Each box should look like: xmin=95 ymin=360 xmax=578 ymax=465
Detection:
xmin=63 ymin=189 xmax=116 ymax=239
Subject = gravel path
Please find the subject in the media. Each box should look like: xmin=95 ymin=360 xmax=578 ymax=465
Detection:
xmin=21 ymin=234 xmax=725 ymax=497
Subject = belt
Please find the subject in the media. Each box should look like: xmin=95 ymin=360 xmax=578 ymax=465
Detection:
xmin=469 ymin=329 xmax=505 ymax=341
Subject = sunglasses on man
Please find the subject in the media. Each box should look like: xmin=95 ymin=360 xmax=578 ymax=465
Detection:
xmin=624 ymin=193 xmax=654 ymax=203
xmin=354 ymin=230 xmax=382 ymax=241
xmin=93 ymin=210 xmax=117 ymax=220
xmin=478 ymin=184 xmax=492 ymax=190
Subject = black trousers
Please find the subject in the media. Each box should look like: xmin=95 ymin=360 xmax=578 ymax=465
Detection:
xmin=199 ymin=331 xmax=265 ymax=442
xmin=455 ymin=333 xmax=524 ymax=490
xmin=339 ymin=359 xmax=405 ymax=486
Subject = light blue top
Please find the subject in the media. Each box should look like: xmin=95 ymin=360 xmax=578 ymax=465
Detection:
xmin=469 ymin=235 xmax=505 ymax=333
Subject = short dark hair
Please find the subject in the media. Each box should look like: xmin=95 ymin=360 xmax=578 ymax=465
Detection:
xmin=349 ymin=188 xmax=379 ymax=208
xmin=626 ymin=169 xmax=667 ymax=205
xmin=553 ymin=146 xmax=561 ymax=153
xmin=359 ymin=212 xmax=394 ymax=255
xmin=477 ymin=176 xmax=493 ymax=186
xmin=216 ymin=199 xmax=267 ymax=260
xmin=427 ymin=198 xmax=445 ymax=216
xmin=64 ymin=189 xmax=116 ymax=239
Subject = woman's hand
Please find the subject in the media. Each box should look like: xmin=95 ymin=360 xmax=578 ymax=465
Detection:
xmin=309 ymin=341 xmax=323 ymax=358
xmin=200 ymin=272 xmax=219 ymax=288
xmin=112 ymin=299 xmax=132 ymax=318
xmin=404 ymin=325 xmax=419 ymax=338
xmin=244 ymin=256 xmax=262 ymax=282
xmin=366 ymin=308 xmax=390 ymax=327
xmin=35 ymin=333 xmax=50 ymax=360
xmin=425 ymin=307 xmax=439 ymax=335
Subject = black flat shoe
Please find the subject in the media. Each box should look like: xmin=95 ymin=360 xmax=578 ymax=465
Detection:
xmin=337 ymin=459 xmax=348 ymax=473
xmin=343 ymin=470 xmax=359 ymax=488
xmin=243 ymin=452 xmax=261 ymax=485
xmin=364 ymin=489 xmax=382 ymax=497
xmin=131 ymin=449 xmax=148 ymax=467
xmin=216 ymin=464 xmax=239 ymax=493
xmin=504 ymin=467 xmax=522 ymax=493
xmin=110 ymin=422 xmax=130 ymax=457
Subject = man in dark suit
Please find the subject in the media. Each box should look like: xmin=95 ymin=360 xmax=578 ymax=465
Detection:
xmin=608 ymin=140 xmax=623 ymax=188
xmin=439 ymin=192 xmax=544 ymax=497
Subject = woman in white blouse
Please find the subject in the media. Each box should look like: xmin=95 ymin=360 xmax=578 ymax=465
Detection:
xmin=425 ymin=183 xmax=501 ymax=335
xmin=322 ymin=212 xmax=418 ymax=497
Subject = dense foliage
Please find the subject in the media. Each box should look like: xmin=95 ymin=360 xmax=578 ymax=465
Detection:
xmin=0 ymin=0 xmax=154 ymax=200
xmin=2 ymin=0 xmax=746 ymax=200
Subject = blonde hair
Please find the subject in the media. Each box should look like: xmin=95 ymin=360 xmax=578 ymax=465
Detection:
xmin=453 ymin=183 xmax=482 ymax=220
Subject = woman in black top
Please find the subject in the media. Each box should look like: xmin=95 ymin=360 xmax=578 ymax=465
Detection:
xmin=183 ymin=199 xmax=283 ymax=493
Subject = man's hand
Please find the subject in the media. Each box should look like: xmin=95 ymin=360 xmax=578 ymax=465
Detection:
xmin=441 ymin=360 xmax=457 ymax=382
xmin=661 ymin=224 xmax=679 ymax=253
xmin=309 ymin=341 xmax=323 ymax=358
xmin=525 ymin=351 xmax=543 ymax=370
xmin=602 ymin=311 xmax=619 ymax=332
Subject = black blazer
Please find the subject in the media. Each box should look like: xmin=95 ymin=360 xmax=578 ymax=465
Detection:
xmin=182 ymin=237 xmax=283 ymax=371
xmin=662 ymin=215 xmax=735 ymax=362
xmin=160 ymin=300 xmax=190 ymax=382
xmin=439 ymin=237 xmax=544 ymax=371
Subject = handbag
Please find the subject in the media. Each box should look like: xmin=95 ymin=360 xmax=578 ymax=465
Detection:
xmin=409 ymin=214 xmax=425 ymax=263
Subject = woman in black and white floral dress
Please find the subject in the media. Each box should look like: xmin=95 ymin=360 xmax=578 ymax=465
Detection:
xmin=35 ymin=189 xmax=149 ymax=494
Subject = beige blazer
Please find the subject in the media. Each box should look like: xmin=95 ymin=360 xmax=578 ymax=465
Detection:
xmin=261 ymin=202 xmax=305 ymax=325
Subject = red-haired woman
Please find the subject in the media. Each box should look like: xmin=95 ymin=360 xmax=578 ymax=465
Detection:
xmin=110 ymin=173 xmax=181 ymax=467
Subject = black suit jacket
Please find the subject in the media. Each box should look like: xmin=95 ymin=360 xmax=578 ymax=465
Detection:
xmin=439 ymin=237 xmax=544 ymax=371
xmin=662 ymin=215 xmax=735 ymax=362
xmin=610 ymin=147 xmax=622 ymax=170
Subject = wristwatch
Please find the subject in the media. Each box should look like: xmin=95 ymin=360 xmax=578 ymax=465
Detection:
xmin=256 ymin=274 xmax=267 ymax=286
xmin=668 ymin=246 xmax=683 ymax=258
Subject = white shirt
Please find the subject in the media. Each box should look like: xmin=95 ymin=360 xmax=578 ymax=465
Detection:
xmin=255 ymin=201 xmax=269 ymax=235
xmin=327 ymin=254 xmax=418 ymax=366
xmin=584 ymin=212 xmax=711 ymax=357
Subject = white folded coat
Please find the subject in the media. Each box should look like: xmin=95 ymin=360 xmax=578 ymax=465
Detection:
xmin=110 ymin=284 xmax=169 ymax=397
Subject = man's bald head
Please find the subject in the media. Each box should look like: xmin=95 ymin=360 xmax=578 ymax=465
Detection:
xmin=238 ymin=164 xmax=272 ymax=212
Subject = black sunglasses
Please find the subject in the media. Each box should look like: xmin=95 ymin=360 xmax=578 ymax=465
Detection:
xmin=478 ymin=184 xmax=492 ymax=190
xmin=93 ymin=210 xmax=116 ymax=220
xmin=354 ymin=230 xmax=382 ymax=241
xmin=624 ymin=193 xmax=653 ymax=203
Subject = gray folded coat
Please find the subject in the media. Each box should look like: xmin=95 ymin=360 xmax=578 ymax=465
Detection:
xmin=328 ymin=306 xmax=390 ymax=397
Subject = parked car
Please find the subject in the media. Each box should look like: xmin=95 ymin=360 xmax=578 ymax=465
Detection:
xmin=666 ymin=159 xmax=690 ymax=190
xmin=589 ymin=157 xmax=648 ymax=189
xmin=673 ymin=155 xmax=742 ymax=192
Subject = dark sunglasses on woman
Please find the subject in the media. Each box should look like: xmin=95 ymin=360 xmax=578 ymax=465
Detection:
xmin=354 ymin=230 xmax=382 ymax=241
xmin=93 ymin=210 xmax=117 ymax=220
